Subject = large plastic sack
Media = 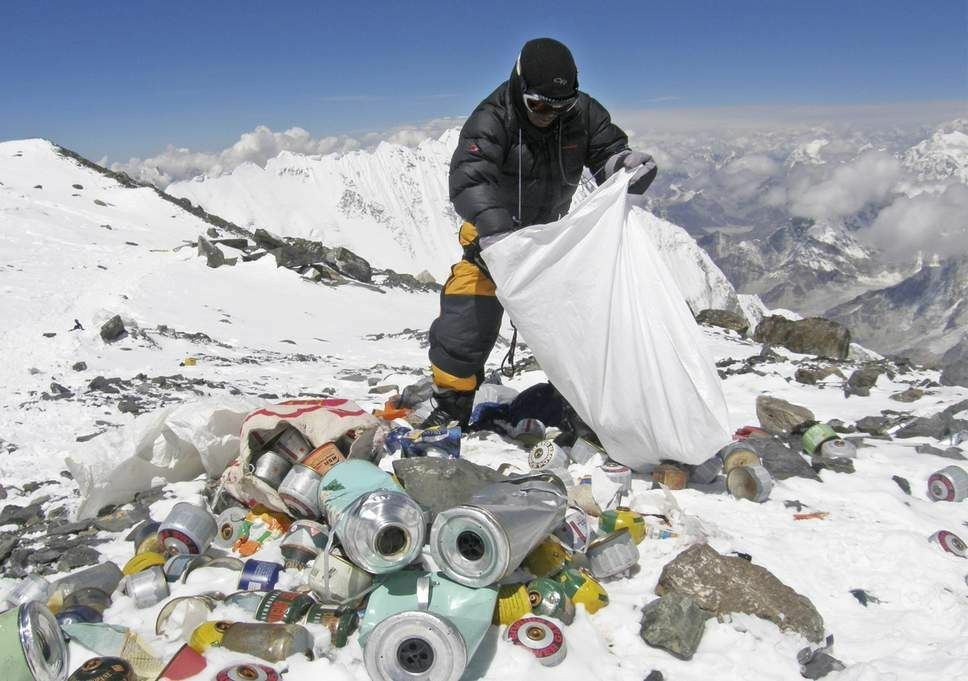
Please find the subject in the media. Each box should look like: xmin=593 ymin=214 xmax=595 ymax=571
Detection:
xmin=481 ymin=170 xmax=731 ymax=469
xmin=67 ymin=396 xmax=264 ymax=519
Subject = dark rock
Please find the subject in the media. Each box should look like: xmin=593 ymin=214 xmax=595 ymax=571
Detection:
xmin=380 ymin=270 xmax=439 ymax=292
xmin=751 ymin=345 xmax=784 ymax=364
xmin=0 ymin=498 xmax=48 ymax=527
xmin=242 ymin=250 xmax=269 ymax=262
xmin=29 ymin=549 xmax=62 ymax=566
xmin=43 ymin=332 xmax=57 ymax=338
xmin=639 ymin=593 xmax=706 ymax=660
xmin=118 ymin=398 xmax=144 ymax=415
xmin=915 ymin=444 xmax=966 ymax=460
xmin=941 ymin=360 xmax=968 ymax=388
xmin=325 ymin=246 xmax=372 ymax=283
xmin=93 ymin=505 xmax=149 ymax=533
xmin=197 ymin=236 xmax=236 ymax=268
xmin=206 ymin=227 xmax=219 ymax=238
xmin=95 ymin=199 xmax=108 ymax=207
xmin=811 ymin=455 xmax=855 ymax=474
xmin=696 ymin=309 xmax=749 ymax=335
xmin=800 ymin=651 xmax=846 ymax=679
xmin=368 ymin=384 xmax=399 ymax=395
xmin=271 ymin=237 xmax=330 ymax=270
xmin=756 ymin=396 xmax=815 ymax=435
xmin=849 ymin=589 xmax=880 ymax=607
xmin=72 ymin=183 xmax=83 ymax=189
xmin=49 ymin=382 xmax=72 ymax=398
xmin=72 ymin=361 xmax=88 ymax=372
xmin=88 ymin=376 xmax=122 ymax=394
xmin=827 ymin=419 xmax=855 ymax=434
xmin=133 ymin=486 xmax=168 ymax=506
xmin=392 ymin=458 xmax=506 ymax=518
xmin=656 ymin=543 xmax=825 ymax=643
xmin=891 ymin=475 xmax=911 ymax=495
xmin=46 ymin=519 xmax=94 ymax=536
xmin=747 ymin=436 xmax=820 ymax=481
xmin=76 ymin=432 xmax=103 ymax=443
xmin=99 ymin=315 xmax=126 ymax=343
xmin=890 ymin=387 xmax=924 ymax=403
xmin=795 ymin=366 xmax=845 ymax=385
xmin=855 ymin=416 xmax=891 ymax=435
xmin=58 ymin=546 xmax=101 ymax=571
xmin=253 ymin=228 xmax=286 ymax=250
xmin=0 ymin=534 xmax=17 ymax=563
xmin=214 ymin=238 xmax=250 ymax=251
xmin=845 ymin=366 xmax=882 ymax=398
xmin=895 ymin=414 xmax=950 ymax=439
xmin=644 ymin=673 xmax=664 ymax=681
xmin=753 ymin=316 xmax=850 ymax=359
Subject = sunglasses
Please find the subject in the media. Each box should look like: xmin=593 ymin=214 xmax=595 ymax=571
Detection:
xmin=523 ymin=91 xmax=578 ymax=116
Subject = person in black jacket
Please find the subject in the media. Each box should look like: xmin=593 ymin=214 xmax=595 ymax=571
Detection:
xmin=422 ymin=37 xmax=657 ymax=428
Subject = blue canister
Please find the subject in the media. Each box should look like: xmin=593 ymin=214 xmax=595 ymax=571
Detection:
xmin=238 ymin=560 xmax=282 ymax=592
xmin=56 ymin=605 xmax=103 ymax=626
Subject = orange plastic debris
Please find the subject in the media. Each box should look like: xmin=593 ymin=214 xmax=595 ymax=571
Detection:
xmin=793 ymin=512 xmax=829 ymax=521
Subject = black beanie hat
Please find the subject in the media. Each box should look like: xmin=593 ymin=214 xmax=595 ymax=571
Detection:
xmin=516 ymin=38 xmax=578 ymax=99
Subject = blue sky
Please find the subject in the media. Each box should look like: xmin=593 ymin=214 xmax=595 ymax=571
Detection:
xmin=1 ymin=0 xmax=965 ymax=161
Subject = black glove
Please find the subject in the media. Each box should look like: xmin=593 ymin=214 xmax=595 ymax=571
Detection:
xmin=604 ymin=150 xmax=658 ymax=195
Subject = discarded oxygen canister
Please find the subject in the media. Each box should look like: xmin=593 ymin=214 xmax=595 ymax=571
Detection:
xmin=304 ymin=605 xmax=358 ymax=648
xmin=159 ymin=502 xmax=218 ymax=555
xmin=50 ymin=562 xmax=124 ymax=608
xmin=214 ymin=507 xmax=249 ymax=549
xmin=124 ymin=566 xmax=169 ymax=608
xmin=130 ymin=521 xmax=163 ymax=555
xmin=238 ymin=560 xmax=282 ymax=592
xmin=600 ymin=460 xmax=633 ymax=496
xmin=686 ymin=455 xmax=724 ymax=485
xmin=220 ymin=623 xmax=314 ymax=663
xmin=586 ymin=529 xmax=639 ymax=580
xmin=360 ymin=571 xmax=497 ymax=681
xmin=155 ymin=596 xmax=217 ymax=640
xmin=930 ymin=530 xmax=967 ymax=558
xmin=62 ymin=588 xmax=112 ymax=616
xmin=278 ymin=465 xmax=323 ymax=519
xmin=529 ymin=440 xmax=569 ymax=472
xmin=819 ymin=438 xmax=857 ymax=459
xmin=255 ymin=591 xmax=314 ymax=624
xmin=319 ymin=460 xmax=426 ymax=574
xmin=526 ymin=578 xmax=575 ymax=624
xmin=928 ymin=465 xmax=968 ymax=503
xmin=719 ymin=442 xmax=761 ymax=474
xmin=300 ymin=442 xmax=345 ymax=476
xmin=252 ymin=451 xmax=293 ymax=489
xmin=215 ymin=664 xmax=280 ymax=681
xmin=507 ymin=615 xmax=567 ymax=667
xmin=263 ymin=424 xmax=314 ymax=464
xmin=556 ymin=568 xmax=609 ymax=614
xmin=189 ymin=620 xmax=233 ymax=653
xmin=726 ymin=464 xmax=774 ymax=503
xmin=599 ymin=506 xmax=646 ymax=544
xmin=67 ymin=657 xmax=134 ymax=681
xmin=801 ymin=423 xmax=838 ymax=456
xmin=430 ymin=478 xmax=567 ymax=587
xmin=307 ymin=551 xmax=374 ymax=606
xmin=523 ymin=537 xmax=571 ymax=578
xmin=651 ymin=463 xmax=688 ymax=490
xmin=122 ymin=552 xmax=166 ymax=576
xmin=553 ymin=506 xmax=592 ymax=552
xmin=493 ymin=583 xmax=532 ymax=625
xmin=280 ymin=520 xmax=329 ymax=569
xmin=0 ymin=601 xmax=70 ymax=681
xmin=511 ymin=419 xmax=547 ymax=446
xmin=2 ymin=575 xmax=51 ymax=609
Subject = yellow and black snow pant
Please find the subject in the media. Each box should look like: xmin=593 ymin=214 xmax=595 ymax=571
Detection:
xmin=428 ymin=222 xmax=504 ymax=392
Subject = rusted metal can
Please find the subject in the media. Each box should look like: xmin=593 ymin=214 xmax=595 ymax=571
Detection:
xmin=304 ymin=605 xmax=358 ymax=648
xmin=300 ymin=442 xmax=345 ymax=476
xmin=238 ymin=560 xmax=282 ymax=592
xmin=0 ymin=601 xmax=69 ymax=681
xmin=651 ymin=463 xmax=688 ymax=490
xmin=506 ymin=615 xmax=566 ymax=667
xmin=726 ymin=464 xmax=774 ymax=503
xmin=719 ymin=442 xmax=761 ymax=474
xmin=307 ymin=551 xmax=373 ymax=606
xmin=529 ymin=440 xmax=569 ymax=472
xmin=586 ymin=528 xmax=639 ymax=579
xmin=930 ymin=530 xmax=967 ymax=558
xmin=215 ymin=663 xmax=280 ymax=681
xmin=280 ymin=520 xmax=329 ymax=569
xmin=214 ymin=507 xmax=249 ymax=549
xmin=553 ymin=506 xmax=591 ymax=552
xmin=159 ymin=502 xmax=217 ymax=555
xmin=265 ymin=425 xmax=314 ymax=464
xmin=252 ymin=450 xmax=293 ymax=489
xmin=124 ymin=566 xmax=169 ymax=608
xmin=68 ymin=657 xmax=134 ymax=681
xmin=526 ymin=578 xmax=575 ymax=624
xmin=278 ymin=465 xmax=323 ymax=519
xmin=927 ymin=465 xmax=968 ymax=503
xmin=255 ymin=591 xmax=314 ymax=624
xmin=220 ymin=622 xmax=314 ymax=663
xmin=819 ymin=438 xmax=857 ymax=459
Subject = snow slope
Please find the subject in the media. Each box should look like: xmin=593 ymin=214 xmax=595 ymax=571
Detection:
xmin=1 ymin=139 xmax=968 ymax=681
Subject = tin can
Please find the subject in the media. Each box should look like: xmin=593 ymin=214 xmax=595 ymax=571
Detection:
xmin=586 ymin=528 xmax=638 ymax=579
xmin=255 ymin=591 xmax=314 ymax=624
xmin=124 ymin=566 xmax=169 ymax=608
xmin=155 ymin=595 xmax=217 ymax=640
xmin=159 ymin=502 xmax=217 ymax=555
xmin=719 ymin=442 xmax=761 ymax=474
xmin=819 ymin=438 xmax=857 ymax=459
xmin=56 ymin=606 xmax=102 ymax=626
xmin=727 ymin=464 xmax=774 ymax=503
xmin=600 ymin=460 xmax=632 ymax=495
xmin=801 ymin=423 xmax=838 ymax=456
xmin=506 ymin=616 xmax=566 ymax=667
xmin=189 ymin=620 xmax=233 ymax=652
xmin=122 ymin=552 xmax=166 ymax=576
xmin=493 ymin=583 xmax=532 ymax=625
xmin=556 ymin=568 xmax=609 ymax=614
xmin=300 ymin=442 xmax=345 ymax=476
xmin=400 ymin=424 xmax=462 ymax=458
xmin=280 ymin=520 xmax=329 ymax=569
xmin=307 ymin=551 xmax=373 ymax=606
xmin=599 ymin=506 xmax=646 ymax=544
xmin=529 ymin=440 xmax=569 ymax=472
xmin=215 ymin=664 xmax=280 ymax=681
xmin=62 ymin=588 xmax=111 ymax=615
xmin=265 ymin=425 xmax=314 ymax=464
xmin=214 ymin=507 xmax=249 ymax=549
xmin=0 ymin=601 xmax=69 ymax=681
xmin=278 ymin=465 xmax=323 ymax=518
xmin=554 ymin=506 xmax=592 ymax=552
xmin=238 ymin=560 xmax=282 ymax=592
xmin=2 ymin=575 xmax=51 ymax=609
xmin=568 ymin=437 xmax=604 ymax=465
xmin=930 ymin=530 xmax=967 ymax=558
xmin=526 ymin=578 xmax=575 ymax=624
xmin=50 ymin=562 xmax=124 ymax=608
xmin=224 ymin=591 xmax=264 ymax=616
xmin=68 ymin=657 xmax=134 ymax=681
xmin=522 ymin=537 xmax=571 ymax=579
xmin=686 ymin=456 xmax=723 ymax=485
xmin=129 ymin=521 xmax=163 ymax=555
xmin=252 ymin=450 xmax=293 ymax=489
xmin=651 ymin=463 xmax=687 ymax=490
xmin=304 ymin=606 xmax=358 ymax=648
xmin=220 ymin=623 xmax=314 ymax=663
xmin=927 ymin=465 xmax=968 ymax=503
xmin=511 ymin=419 xmax=546 ymax=446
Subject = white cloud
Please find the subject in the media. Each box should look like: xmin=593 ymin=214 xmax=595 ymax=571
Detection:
xmin=789 ymin=151 xmax=901 ymax=221
xmin=861 ymin=182 xmax=968 ymax=262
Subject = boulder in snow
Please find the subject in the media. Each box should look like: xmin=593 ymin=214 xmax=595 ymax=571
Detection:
xmin=756 ymin=395 xmax=815 ymax=435
xmin=753 ymin=316 xmax=850 ymax=360
xmin=696 ymin=308 xmax=749 ymax=335
xmin=639 ymin=592 xmax=706 ymax=660
xmin=99 ymin=314 xmax=126 ymax=343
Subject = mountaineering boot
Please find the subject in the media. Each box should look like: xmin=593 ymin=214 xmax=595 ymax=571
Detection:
xmin=420 ymin=389 xmax=475 ymax=429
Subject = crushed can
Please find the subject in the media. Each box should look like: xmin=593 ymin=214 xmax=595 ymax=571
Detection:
xmin=130 ymin=521 xmax=164 ymax=555
xmin=526 ymin=578 xmax=575 ymax=624
xmin=122 ymin=552 xmax=166 ymax=576
xmin=159 ymin=502 xmax=217 ymax=555
xmin=224 ymin=591 xmax=264 ymax=616
xmin=67 ymin=657 xmax=133 ymax=681
xmin=252 ymin=450 xmax=293 ymax=489
xmin=238 ymin=560 xmax=282 ymax=592
xmin=726 ymin=464 xmax=774 ymax=503
xmin=651 ymin=463 xmax=687 ymax=490
xmin=801 ymin=423 xmax=838 ymax=456
xmin=599 ymin=506 xmax=646 ymax=544
xmin=55 ymin=607 xmax=102 ymax=626
xmin=255 ymin=591 xmax=314 ymax=624
xmin=554 ymin=506 xmax=592 ymax=552
xmin=189 ymin=620 xmax=233 ymax=653
xmin=300 ymin=442 xmax=345 ymax=476
xmin=0 ymin=601 xmax=69 ymax=681
xmin=124 ymin=566 xmax=169 ymax=608
xmin=686 ymin=455 xmax=723 ymax=485
xmin=60 ymin=623 xmax=161 ymax=679
xmin=319 ymin=460 xmax=425 ymax=574
xmin=2 ymin=575 xmax=51 ymax=610
xmin=359 ymin=571 xmax=497 ymax=681
xmin=430 ymin=478 xmax=567 ymax=587
xmin=280 ymin=520 xmax=329 ymax=569
xmin=586 ymin=528 xmax=639 ymax=579
xmin=556 ymin=568 xmax=609 ymax=614
xmin=213 ymin=507 xmax=250 ymax=549
xmin=522 ymin=537 xmax=572 ymax=579
xmin=930 ymin=530 xmax=967 ymax=558
xmin=50 ymin=562 xmax=123 ymax=610
xmin=304 ymin=605 xmax=358 ymax=648
xmin=278 ymin=465 xmax=323 ymax=519
xmin=493 ymin=583 xmax=532 ymax=625
xmin=819 ymin=438 xmax=857 ymax=459
xmin=719 ymin=441 xmax=762 ymax=474
xmin=62 ymin=588 xmax=112 ymax=616
xmin=529 ymin=440 xmax=569 ymax=472
xmin=215 ymin=663 xmax=280 ymax=681
xmin=155 ymin=595 xmax=217 ymax=640
xmin=220 ymin=623 xmax=314 ymax=663
xmin=928 ymin=465 xmax=968 ymax=502
xmin=506 ymin=615 xmax=566 ymax=667
xmin=263 ymin=424 xmax=314 ymax=464
xmin=307 ymin=550 xmax=374 ymax=606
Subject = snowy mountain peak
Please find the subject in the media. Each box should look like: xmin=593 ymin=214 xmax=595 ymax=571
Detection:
xmin=902 ymin=122 xmax=968 ymax=185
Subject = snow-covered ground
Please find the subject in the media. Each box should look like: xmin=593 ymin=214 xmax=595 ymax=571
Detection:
xmin=2 ymin=139 xmax=967 ymax=681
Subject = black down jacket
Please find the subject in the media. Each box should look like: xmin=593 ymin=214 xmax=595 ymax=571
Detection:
xmin=449 ymin=70 xmax=629 ymax=239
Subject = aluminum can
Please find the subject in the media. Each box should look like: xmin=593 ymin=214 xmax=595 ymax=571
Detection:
xmin=430 ymin=478 xmax=567 ymax=587
xmin=599 ymin=506 xmax=646 ymax=544
xmin=255 ymin=590 xmax=314 ymax=624
xmin=568 ymin=437 xmax=604 ymax=465
xmin=600 ymin=460 xmax=632 ymax=495
xmin=686 ymin=456 xmax=723 ymax=485
xmin=522 ymin=537 xmax=571 ymax=578
xmin=0 ymin=601 xmax=69 ymax=681
xmin=493 ymin=583 xmax=532 ymax=625
xmin=719 ymin=442 xmax=761 ymax=474
xmin=215 ymin=664 xmax=280 ymax=681
xmin=726 ymin=464 xmax=774 ymax=503
xmin=529 ymin=440 xmax=569 ymax=472
xmin=2 ymin=575 xmax=51 ymax=609
xmin=651 ymin=463 xmax=687 ymax=490
xmin=556 ymin=568 xmax=609 ymax=614
xmin=129 ymin=521 xmax=163 ymax=555
xmin=213 ymin=507 xmax=249 ymax=549
xmin=189 ymin=620 xmax=233 ymax=652
xmin=122 ymin=552 xmax=165 ymax=576
xmin=67 ymin=657 xmax=134 ymax=681
xmin=278 ymin=465 xmax=322 ymax=519
xmin=586 ymin=528 xmax=639 ymax=579
xmin=62 ymin=588 xmax=111 ymax=615
xmin=511 ymin=419 xmax=546 ymax=446
xmin=264 ymin=425 xmax=314 ymax=464
xmin=238 ymin=560 xmax=282 ymax=592
xmin=927 ymin=465 xmax=968 ymax=503
xmin=801 ymin=423 xmax=838 ymax=456
xmin=553 ymin=506 xmax=592 ymax=551
xmin=220 ymin=623 xmax=314 ymax=663
xmin=50 ymin=562 xmax=123 ymax=606
xmin=526 ymin=578 xmax=575 ymax=624
xmin=930 ymin=530 xmax=967 ymax=558
xmin=155 ymin=595 xmax=217 ymax=640
xmin=300 ymin=442 xmax=345 ymax=476
xmin=55 ymin=607 xmax=102 ymax=626
xmin=224 ymin=591 xmax=264 ymax=616
xmin=158 ymin=502 xmax=217 ymax=555
xmin=306 ymin=551 xmax=373 ymax=606
xmin=280 ymin=520 xmax=329 ymax=569
xmin=252 ymin=450 xmax=292 ymax=489
xmin=304 ymin=606 xmax=358 ymax=648
xmin=124 ymin=566 xmax=169 ymax=608
xmin=506 ymin=615 xmax=566 ymax=667
xmin=819 ymin=438 xmax=857 ymax=459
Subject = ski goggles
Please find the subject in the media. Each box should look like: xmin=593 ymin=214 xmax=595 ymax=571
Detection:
xmin=523 ymin=91 xmax=578 ymax=116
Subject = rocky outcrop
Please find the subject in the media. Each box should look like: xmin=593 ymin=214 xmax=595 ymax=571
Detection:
xmin=753 ymin=316 xmax=851 ymax=359
xmin=756 ymin=395 xmax=815 ymax=435
xmin=696 ymin=309 xmax=749 ymax=335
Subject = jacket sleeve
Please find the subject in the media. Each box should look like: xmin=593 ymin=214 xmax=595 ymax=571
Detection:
xmin=448 ymin=104 xmax=513 ymax=238
xmin=585 ymin=96 xmax=630 ymax=183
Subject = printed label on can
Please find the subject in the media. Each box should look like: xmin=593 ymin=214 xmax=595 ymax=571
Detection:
xmin=301 ymin=443 xmax=345 ymax=475
xmin=255 ymin=591 xmax=313 ymax=624
xmin=507 ymin=616 xmax=566 ymax=666
xmin=159 ymin=528 xmax=200 ymax=555
xmin=215 ymin=664 xmax=280 ymax=681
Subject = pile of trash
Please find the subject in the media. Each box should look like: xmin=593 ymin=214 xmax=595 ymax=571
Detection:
xmin=2 ymin=387 xmax=966 ymax=681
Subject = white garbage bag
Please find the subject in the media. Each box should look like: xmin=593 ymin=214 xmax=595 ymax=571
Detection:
xmin=481 ymin=170 xmax=731 ymax=469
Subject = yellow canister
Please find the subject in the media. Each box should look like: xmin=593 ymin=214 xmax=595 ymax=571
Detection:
xmin=598 ymin=507 xmax=646 ymax=544
xmin=188 ymin=620 xmax=233 ymax=653
xmin=523 ymin=537 xmax=571 ymax=579
xmin=493 ymin=583 xmax=532 ymax=625
xmin=122 ymin=552 xmax=167 ymax=576
xmin=556 ymin=568 xmax=609 ymax=615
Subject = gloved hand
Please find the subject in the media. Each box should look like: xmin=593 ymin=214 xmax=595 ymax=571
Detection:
xmin=604 ymin=149 xmax=658 ymax=195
